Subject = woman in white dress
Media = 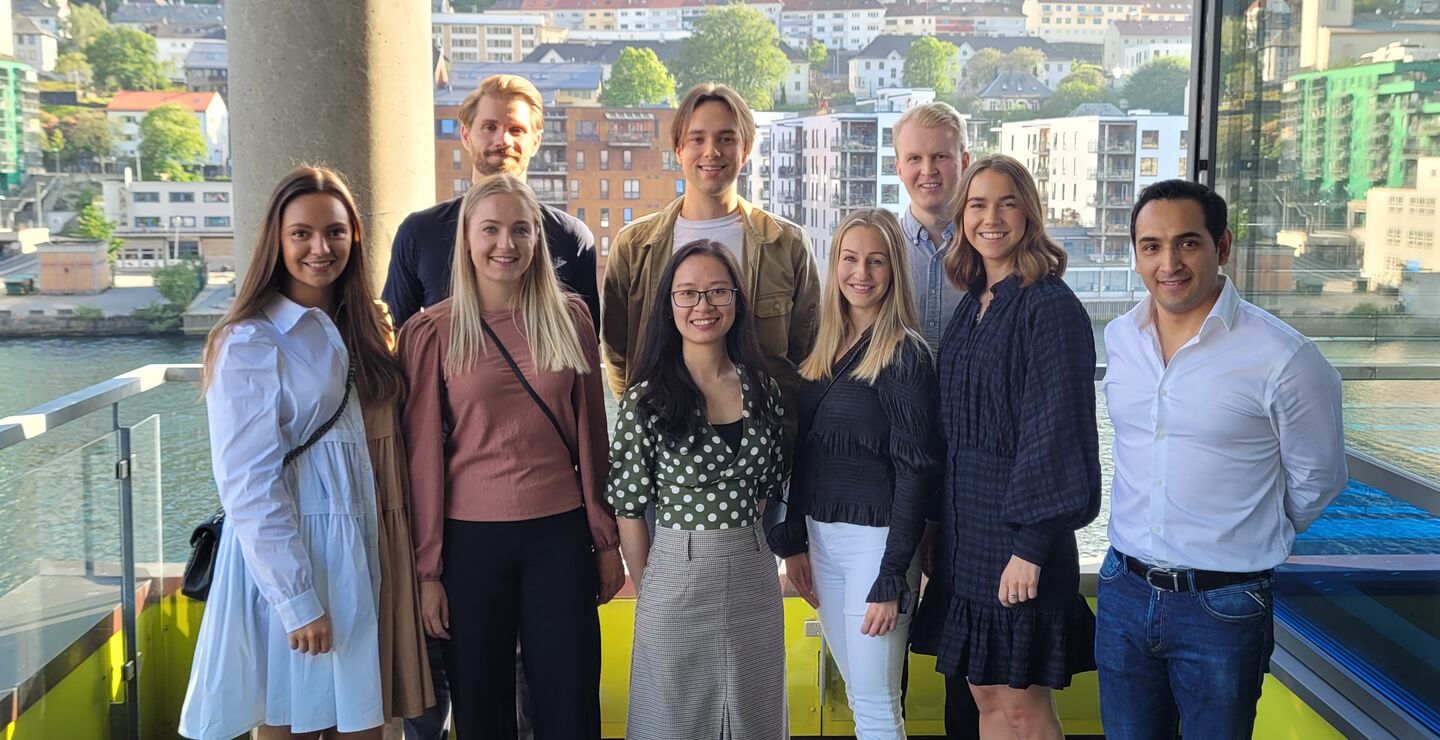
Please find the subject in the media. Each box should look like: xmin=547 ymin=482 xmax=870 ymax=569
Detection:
xmin=180 ymin=166 xmax=405 ymax=740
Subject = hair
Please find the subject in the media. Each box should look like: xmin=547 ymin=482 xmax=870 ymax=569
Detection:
xmin=800 ymin=209 xmax=926 ymax=384
xmin=630 ymin=240 xmax=778 ymax=443
xmin=671 ymin=83 xmax=757 ymax=158
xmin=891 ymin=101 xmax=969 ymax=154
xmin=202 ymin=166 xmax=405 ymax=406
xmin=446 ymin=173 xmax=590 ymax=378
xmin=458 ymin=74 xmax=545 ymax=133
xmin=944 ymin=154 xmax=1067 ymax=293
xmin=1130 ymin=179 xmax=1229 ymax=246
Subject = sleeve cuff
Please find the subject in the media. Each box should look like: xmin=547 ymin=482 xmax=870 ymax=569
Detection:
xmin=1012 ymin=519 xmax=1065 ymax=566
xmin=866 ymin=575 xmax=914 ymax=614
xmin=273 ymin=588 xmax=324 ymax=633
xmin=767 ymin=519 xmax=808 ymax=557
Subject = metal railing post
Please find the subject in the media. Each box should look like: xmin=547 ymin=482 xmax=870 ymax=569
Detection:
xmin=113 ymin=404 xmax=140 ymax=740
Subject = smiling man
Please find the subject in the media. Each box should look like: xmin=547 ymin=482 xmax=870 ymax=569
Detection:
xmin=383 ymin=74 xmax=599 ymax=331
xmin=893 ymin=102 xmax=970 ymax=349
xmin=1097 ymin=180 xmax=1346 ymax=739
xmin=601 ymin=82 xmax=818 ymax=450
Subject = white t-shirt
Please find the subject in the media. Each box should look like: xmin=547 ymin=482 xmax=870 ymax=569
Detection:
xmin=673 ymin=211 xmax=744 ymax=261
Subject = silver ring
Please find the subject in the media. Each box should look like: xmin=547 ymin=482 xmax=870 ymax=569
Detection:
xmin=1008 ymin=593 xmax=1019 ymax=601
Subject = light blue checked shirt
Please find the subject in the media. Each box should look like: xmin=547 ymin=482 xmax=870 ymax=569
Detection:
xmin=901 ymin=208 xmax=964 ymax=350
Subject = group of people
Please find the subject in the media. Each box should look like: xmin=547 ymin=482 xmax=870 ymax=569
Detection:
xmin=176 ymin=71 xmax=1348 ymax=740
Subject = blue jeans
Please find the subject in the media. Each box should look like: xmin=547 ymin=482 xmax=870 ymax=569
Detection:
xmin=1095 ymin=548 xmax=1274 ymax=740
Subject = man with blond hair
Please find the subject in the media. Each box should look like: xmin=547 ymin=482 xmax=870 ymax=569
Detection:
xmin=893 ymin=100 xmax=982 ymax=740
xmin=601 ymin=82 xmax=818 ymax=444
xmin=384 ymin=74 xmax=603 ymax=740
xmin=384 ymin=73 xmax=599 ymax=330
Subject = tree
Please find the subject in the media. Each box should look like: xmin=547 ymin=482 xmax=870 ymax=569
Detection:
xmin=600 ymin=48 xmax=675 ymax=106
xmin=451 ymin=0 xmax=498 ymax=10
xmin=808 ymin=40 xmax=828 ymax=68
xmin=154 ymin=259 xmax=207 ymax=306
xmin=61 ymin=3 xmax=109 ymax=53
xmin=1008 ymin=47 xmax=1048 ymax=79
xmin=964 ymin=48 xmax=1005 ymax=92
xmin=55 ymin=52 xmax=95 ymax=91
xmin=1040 ymin=78 xmax=1112 ymax=117
xmin=903 ymin=36 xmax=960 ymax=97
xmin=58 ymin=110 xmax=113 ymax=164
xmin=139 ymin=104 xmax=206 ymax=181
xmin=670 ymin=5 xmax=790 ymax=109
xmin=73 ymin=202 xmax=125 ymax=263
xmin=42 ymin=129 xmax=65 ymax=171
xmin=87 ymin=27 xmax=169 ymax=91
xmin=1121 ymin=56 xmax=1190 ymax=114
xmin=1063 ymin=63 xmax=1108 ymax=90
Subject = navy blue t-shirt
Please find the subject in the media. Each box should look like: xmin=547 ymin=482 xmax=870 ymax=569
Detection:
xmin=382 ymin=196 xmax=600 ymax=333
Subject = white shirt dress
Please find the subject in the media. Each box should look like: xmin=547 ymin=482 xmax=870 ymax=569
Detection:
xmin=179 ymin=294 xmax=383 ymax=739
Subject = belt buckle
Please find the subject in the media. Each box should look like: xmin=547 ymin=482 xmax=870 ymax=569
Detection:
xmin=1145 ymin=566 xmax=1182 ymax=591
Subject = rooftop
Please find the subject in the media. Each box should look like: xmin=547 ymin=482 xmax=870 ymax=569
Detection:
xmin=978 ymin=70 xmax=1052 ymax=98
xmin=183 ymin=41 xmax=228 ymax=70
xmin=1111 ymin=20 xmax=1193 ymax=35
xmin=437 ymin=63 xmax=604 ymax=106
xmin=106 ymin=91 xmax=221 ymax=113
xmin=855 ymin=34 xmax=1057 ymax=59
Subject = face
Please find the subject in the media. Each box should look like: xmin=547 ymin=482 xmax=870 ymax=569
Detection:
xmin=279 ymin=192 xmax=353 ymax=306
xmin=896 ymin=123 xmax=967 ymax=220
xmin=461 ymin=94 xmax=541 ymax=177
xmin=962 ymin=169 xmax=1027 ymax=269
xmin=676 ymin=100 xmax=749 ymax=201
xmin=670 ymin=254 xmax=738 ymax=346
xmin=1133 ymin=198 xmax=1231 ymax=319
xmin=835 ymin=226 xmax=892 ymax=314
xmin=466 ymin=192 xmax=537 ymax=288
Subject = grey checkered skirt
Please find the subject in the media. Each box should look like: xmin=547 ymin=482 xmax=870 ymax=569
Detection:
xmin=625 ymin=523 xmax=789 ymax=740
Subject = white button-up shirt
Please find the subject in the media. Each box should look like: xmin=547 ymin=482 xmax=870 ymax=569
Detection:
xmin=1102 ymin=276 xmax=1347 ymax=572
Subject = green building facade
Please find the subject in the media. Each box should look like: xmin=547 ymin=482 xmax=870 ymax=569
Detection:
xmin=0 ymin=58 xmax=40 ymax=191
xmin=1288 ymin=59 xmax=1440 ymax=212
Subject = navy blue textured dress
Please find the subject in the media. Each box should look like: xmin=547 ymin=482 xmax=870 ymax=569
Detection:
xmin=912 ymin=273 xmax=1101 ymax=689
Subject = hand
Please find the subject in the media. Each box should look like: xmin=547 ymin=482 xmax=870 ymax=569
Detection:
xmin=784 ymin=553 xmax=818 ymax=608
xmin=860 ymin=600 xmax=899 ymax=637
xmin=596 ymin=549 xmax=625 ymax=605
xmin=919 ymin=522 xmax=938 ymax=579
xmin=998 ymin=554 xmax=1041 ymax=608
xmin=420 ymin=580 xmax=450 ymax=639
xmin=287 ymin=614 xmax=332 ymax=655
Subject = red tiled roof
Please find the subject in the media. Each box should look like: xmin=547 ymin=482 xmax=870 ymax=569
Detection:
xmin=106 ymin=91 xmax=219 ymax=113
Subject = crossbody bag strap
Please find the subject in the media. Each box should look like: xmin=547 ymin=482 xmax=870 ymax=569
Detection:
xmin=283 ymin=354 xmax=356 ymax=466
xmin=479 ymin=318 xmax=579 ymax=470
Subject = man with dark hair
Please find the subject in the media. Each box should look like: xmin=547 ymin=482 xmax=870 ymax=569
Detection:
xmin=383 ymin=73 xmax=599 ymax=332
xmin=1096 ymin=180 xmax=1347 ymax=739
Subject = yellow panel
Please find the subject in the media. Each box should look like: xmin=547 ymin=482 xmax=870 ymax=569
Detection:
xmin=1253 ymin=674 xmax=1345 ymax=740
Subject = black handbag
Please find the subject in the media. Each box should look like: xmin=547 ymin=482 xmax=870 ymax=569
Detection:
xmin=181 ymin=357 xmax=356 ymax=601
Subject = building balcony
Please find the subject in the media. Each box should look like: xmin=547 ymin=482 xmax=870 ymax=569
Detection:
xmin=1035 ymin=167 xmax=1050 ymax=180
xmin=608 ymin=130 xmax=653 ymax=147
xmin=831 ymin=192 xmax=874 ymax=207
xmin=1100 ymin=169 xmax=1130 ymax=181
xmin=830 ymin=166 xmax=872 ymax=179
xmin=528 ymin=159 xmax=567 ymax=175
xmin=830 ymin=137 xmax=876 ymax=152
xmin=532 ymin=188 xmax=566 ymax=204
xmin=541 ymin=129 xmax=568 ymax=146
xmin=1100 ymin=140 xmax=1134 ymax=153
xmin=777 ymin=139 xmax=800 ymax=153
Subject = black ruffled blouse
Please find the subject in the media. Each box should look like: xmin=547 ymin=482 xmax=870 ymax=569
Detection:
xmin=768 ymin=334 xmax=942 ymax=610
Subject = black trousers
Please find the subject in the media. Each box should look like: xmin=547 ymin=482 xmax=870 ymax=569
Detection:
xmin=440 ymin=510 xmax=601 ymax=740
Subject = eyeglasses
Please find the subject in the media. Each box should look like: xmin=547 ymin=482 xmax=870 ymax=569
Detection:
xmin=671 ymin=288 xmax=737 ymax=308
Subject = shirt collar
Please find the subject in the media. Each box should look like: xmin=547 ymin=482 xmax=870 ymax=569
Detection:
xmin=901 ymin=207 xmax=954 ymax=248
xmin=1133 ymin=274 xmax=1240 ymax=335
xmin=263 ymin=292 xmax=319 ymax=334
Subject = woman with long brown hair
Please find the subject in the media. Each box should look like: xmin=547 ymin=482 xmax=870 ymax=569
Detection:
xmin=913 ymin=154 xmax=1100 ymax=739
xmin=180 ymin=166 xmax=410 ymax=740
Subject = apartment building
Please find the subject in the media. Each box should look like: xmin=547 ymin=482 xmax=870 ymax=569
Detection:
xmin=781 ymin=0 xmax=886 ymax=53
xmin=849 ymin=35 xmax=1068 ymax=99
xmin=105 ymin=91 xmax=230 ymax=174
xmin=1363 ymin=157 xmax=1440 ymax=289
xmin=432 ymin=12 xmax=556 ymax=63
xmin=101 ymin=179 xmax=235 ymax=270
xmin=1000 ymin=106 xmax=1187 ymax=300
xmin=1102 ymin=20 xmax=1191 ymax=72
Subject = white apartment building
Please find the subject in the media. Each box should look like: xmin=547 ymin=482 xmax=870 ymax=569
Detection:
xmin=850 ymin=35 xmax=1068 ymax=99
xmin=1363 ymin=157 xmax=1440 ymax=289
xmin=882 ymin=3 xmax=1029 ymax=38
xmin=102 ymin=179 xmax=235 ymax=269
xmin=1000 ymin=108 xmax=1187 ymax=299
xmin=1023 ymin=0 xmax=1152 ymax=45
xmin=781 ymin=0 xmax=886 ymax=53
xmin=432 ymin=12 xmax=553 ymax=63
xmin=13 ymin=18 xmax=57 ymax=72
xmin=1103 ymin=20 xmax=1191 ymax=72
xmin=105 ymin=91 xmax=230 ymax=173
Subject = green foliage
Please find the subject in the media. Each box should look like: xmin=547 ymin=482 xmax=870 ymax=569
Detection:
xmin=1347 ymin=301 xmax=1384 ymax=316
xmin=153 ymin=260 xmax=207 ymax=307
xmin=808 ymin=41 xmax=828 ymax=68
xmin=450 ymin=0 xmax=498 ymax=10
xmin=72 ymin=202 xmax=125 ymax=263
xmin=72 ymin=305 xmax=104 ymax=321
xmin=670 ymin=5 xmax=790 ymax=110
xmin=139 ymin=104 xmax=207 ymax=181
xmin=600 ymin=48 xmax=676 ymax=107
xmin=962 ymin=47 xmax=1048 ymax=93
xmin=1120 ymin=56 xmax=1190 ymax=114
xmin=55 ymin=109 xmax=112 ymax=162
xmin=87 ymin=27 xmax=169 ymax=91
xmin=1040 ymin=77 xmax=1113 ymax=117
xmin=132 ymin=303 xmax=184 ymax=332
xmin=903 ymin=37 xmax=960 ymax=97
xmin=1064 ymin=64 xmax=1108 ymax=89
xmin=55 ymin=52 xmax=95 ymax=89
xmin=62 ymin=3 xmax=110 ymax=53
xmin=1354 ymin=0 xmax=1402 ymax=12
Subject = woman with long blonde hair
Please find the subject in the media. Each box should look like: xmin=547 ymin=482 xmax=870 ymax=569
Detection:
xmin=914 ymin=154 xmax=1100 ymax=740
xmin=769 ymin=208 xmax=942 ymax=739
xmin=399 ymin=173 xmax=622 ymax=739
xmin=182 ymin=166 xmax=405 ymax=740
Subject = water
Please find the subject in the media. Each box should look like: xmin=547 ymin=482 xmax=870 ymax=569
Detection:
xmin=0 ymin=335 xmax=1437 ymax=597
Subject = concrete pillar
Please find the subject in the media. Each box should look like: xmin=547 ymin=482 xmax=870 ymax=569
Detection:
xmin=229 ymin=0 xmax=435 ymax=290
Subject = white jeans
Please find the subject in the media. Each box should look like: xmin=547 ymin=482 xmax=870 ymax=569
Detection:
xmin=808 ymin=517 xmax=921 ymax=740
